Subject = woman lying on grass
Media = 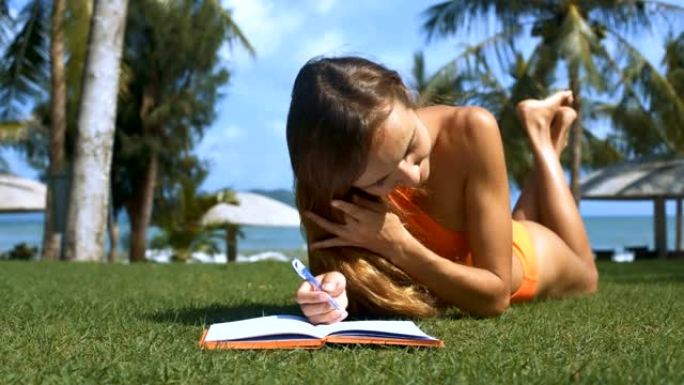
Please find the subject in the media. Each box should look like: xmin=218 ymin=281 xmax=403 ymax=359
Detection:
xmin=287 ymin=56 xmax=598 ymax=324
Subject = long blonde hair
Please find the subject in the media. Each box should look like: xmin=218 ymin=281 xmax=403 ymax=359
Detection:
xmin=286 ymin=56 xmax=442 ymax=317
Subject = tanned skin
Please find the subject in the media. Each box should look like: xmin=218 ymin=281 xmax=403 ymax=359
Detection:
xmin=297 ymin=91 xmax=598 ymax=324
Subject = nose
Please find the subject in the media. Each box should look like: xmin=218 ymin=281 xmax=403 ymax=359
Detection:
xmin=396 ymin=160 xmax=421 ymax=187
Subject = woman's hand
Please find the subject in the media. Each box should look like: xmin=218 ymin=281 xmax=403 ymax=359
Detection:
xmin=305 ymin=195 xmax=411 ymax=259
xmin=295 ymin=271 xmax=349 ymax=324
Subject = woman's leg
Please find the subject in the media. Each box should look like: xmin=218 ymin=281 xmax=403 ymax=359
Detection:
xmin=511 ymin=92 xmax=593 ymax=264
xmin=512 ymin=101 xmax=571 ymax=223
xmin=509 ymin=91 xmax=598 ymax=297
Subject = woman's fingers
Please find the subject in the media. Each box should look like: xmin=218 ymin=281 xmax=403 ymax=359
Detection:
xmin=320 ymin=272 xmax=346 ymax=297
xmin=351 ymin=194 xmax=386 ymax=212
xmin=296 ymin=285 xmax=348 ymax=324
xmin=331 ymin=200 xmax=364 ymax=220
xmin=295 ymin=282 xmax=329 ymax=303
xmin=305 ymin=211 xmax=344 ymax=235
xmin=304 ymin=306 xmax=348 ymax=324
xmin=295 ymin=272 xmax=349 ymax=324
xmin=300 ymin=301 xmax=337 ymax=317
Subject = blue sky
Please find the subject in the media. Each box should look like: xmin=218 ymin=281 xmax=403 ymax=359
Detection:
xmin=3 ymin=0 xmax=684 ymax=216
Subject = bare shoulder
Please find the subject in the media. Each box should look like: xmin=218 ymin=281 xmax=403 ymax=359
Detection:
xmin=453 ymin=106 xmax=500 ymax=148
xmin=417 ymin=105 xmax=500 ymax=149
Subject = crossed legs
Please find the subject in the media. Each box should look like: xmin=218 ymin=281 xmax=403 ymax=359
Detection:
xmin=511 ymin=91 xmax=598 ymax=297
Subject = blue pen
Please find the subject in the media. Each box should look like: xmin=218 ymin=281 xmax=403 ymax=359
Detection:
xmin=291 ymin=258 xmax=341 ymax=311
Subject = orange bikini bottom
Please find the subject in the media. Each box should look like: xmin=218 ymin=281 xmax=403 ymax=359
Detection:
xmin=510 ymin=221 xmax=538 ymax=303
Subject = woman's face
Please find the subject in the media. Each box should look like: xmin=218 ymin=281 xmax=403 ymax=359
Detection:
xmin=353 ymin=101 xmax=432 ymax=196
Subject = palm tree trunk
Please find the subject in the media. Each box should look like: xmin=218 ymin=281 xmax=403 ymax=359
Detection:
xmin=41 ymin=187 xmax=60 ymax=259
xmin=127 ymin=152 xmax=158 ymax=262
xmin=676 ymin=198 xmax=682 ymax=253
xmin=63 ymin=0 xmax=129 ymax=261
xmin=226 ymin=225 xmax=237 ymax=263
xmin=569 ymin=66 xmax=582 ymax=204
xmin=107 ymin=205 xmax=119 ymax=262
xmin=42 ymin=0 xmax=67 ymax=261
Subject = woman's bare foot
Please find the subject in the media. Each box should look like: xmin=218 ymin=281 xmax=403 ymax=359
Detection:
xmin=516 ymin=90 xmax=574 ymax=151
xmin=550 ymin=106 xmax=577 ymax=155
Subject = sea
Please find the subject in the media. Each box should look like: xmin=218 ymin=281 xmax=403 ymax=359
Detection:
xmin=1 ymin=213 xmax=682 ymax=256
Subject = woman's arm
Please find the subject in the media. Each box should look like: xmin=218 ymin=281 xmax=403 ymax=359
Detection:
xmin=306 ymin=107 xmax=513 ymax=316
xmin=391 ymin=233 xmax=510 ymax=316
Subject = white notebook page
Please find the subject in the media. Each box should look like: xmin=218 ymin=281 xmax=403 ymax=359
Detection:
xmin=317 ymin=320 xmax=437 ymax=339
xmin=204 ymin=315 xmax=319 ymax=342
xmin=204 ymin=315 xmax=438 ymax=342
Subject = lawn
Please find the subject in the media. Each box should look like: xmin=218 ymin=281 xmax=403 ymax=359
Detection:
xmin=1 ymin=259 xmax=683 ymax=384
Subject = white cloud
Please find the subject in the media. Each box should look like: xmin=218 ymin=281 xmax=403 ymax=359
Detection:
xmin=197 ymin=121 xmax=294 ymax=190
xmin=197 ymin=125 xmax=247 ymax=162
xmin=268 ymin=120 xmax=286 ymax=138
xmin=310 ymin=0 xmax=336 ymax=14
xmin=221 ymin=0 xmax=305 ymax=62
xmin=8 ymin=5 xmax=19 ymax=19
xmin=296 ymin=30 xmax=347 ymax=64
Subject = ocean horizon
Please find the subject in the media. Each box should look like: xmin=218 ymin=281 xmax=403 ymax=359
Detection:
xmin=1 ymin=212 xmax=682 ymax=255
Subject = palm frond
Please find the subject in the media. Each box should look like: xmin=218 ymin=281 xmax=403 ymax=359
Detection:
xmin=410 ymin=51 xmax=426 ymax=92
xmin=1 ymin=116 xmax=49 ymax=173
xmin=427 ymin=25 xmax=523 ymax=90
xmin=588 ymin=0 xmax=684 ymax=38
xmin=610 ymin=30 xmax=684 ymax=150
xmin=421 ymin=0 xmax=551 ymax=42
xmin=664 ymin=32 xmax=684 ymax=98
xmin=0 ymin=0 xmax=11 ymax=44
xmin=63 ymin=0 xmax=91 ymax=97
xmin=582 ymin=126 xmax=623 ymax=166
xmin=210 ymin=0 xmax=255 ymax=57
xmin=602 ymin=100 xmax=674 ymax=157
xmin=0 ymin=120 xmax=27 ymax=141
xmin=0 ymin=0 xmax=49 ymax=120
xmin=554 ymin=4 xmax=607 ymax=91
xmin=0 ymin=0 xmax=8 ymax=17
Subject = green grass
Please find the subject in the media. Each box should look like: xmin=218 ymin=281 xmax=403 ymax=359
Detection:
xmin=1 ymin=260 xmax=683 ymax=385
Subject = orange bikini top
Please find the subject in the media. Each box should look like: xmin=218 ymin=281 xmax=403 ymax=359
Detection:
xmin=387 ymin=188 xmax=474 ymax=266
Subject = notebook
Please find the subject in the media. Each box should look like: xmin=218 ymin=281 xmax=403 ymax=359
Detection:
xmin=199 ymin=315 xmax=444 ymax=349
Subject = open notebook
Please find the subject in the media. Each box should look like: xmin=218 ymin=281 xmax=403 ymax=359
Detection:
xmin=199 ymin=315 xmax=444 ymax=349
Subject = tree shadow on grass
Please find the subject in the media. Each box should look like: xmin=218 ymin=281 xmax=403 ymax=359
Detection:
xmin=145 ymin=302 xmax=467 ymax=326
xmin=145 ymin=303 xmax=303 ymax=326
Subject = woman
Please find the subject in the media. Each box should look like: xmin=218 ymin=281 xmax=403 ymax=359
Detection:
xmin=287 ymin=56 xmax=598 ymax=324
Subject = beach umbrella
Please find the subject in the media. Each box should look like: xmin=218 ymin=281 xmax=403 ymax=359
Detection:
xmin=581 ymin=157 xmax=684 ymax=258
xmin=201 ymin=192 xmax=301 ymax=262
xmin=0 ymin=174 xmax=46 ymax=212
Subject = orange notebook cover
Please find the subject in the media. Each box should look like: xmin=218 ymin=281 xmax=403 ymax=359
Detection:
xmin=199 ymin=315 xmax=444 ymax=350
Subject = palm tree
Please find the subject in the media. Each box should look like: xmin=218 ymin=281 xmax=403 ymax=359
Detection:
xmin=663 ymin=32 xmax=684 ymax=252
xmin=0 ymin=0 xmax=92 ymax=260
xmin=410 ymin=49 xmax=546 ymax=184
xmin=409 ymin=51 xmax=471 ymax=107
xmin=114 ymin=0 xmax=254 ymax=262
xmin=422 ymin=0 xmax=684 ymax=201
xmin=62 ymin=0 xmax=129 ymax=261
xmin=600 ymin=32 xmax=684 ymax=251
xmin=42 ymin=0 xmax=67 ymax=260
xmin=151 ymin=155 xmax=239 ymax=262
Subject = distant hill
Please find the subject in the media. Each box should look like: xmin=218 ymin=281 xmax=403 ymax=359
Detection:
xmin=249 ymin=188 xmax=296 ymax=208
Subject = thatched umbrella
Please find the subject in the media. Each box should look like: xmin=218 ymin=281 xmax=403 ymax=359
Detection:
xmin=0 ymin=174 xmax=46 ymax=212
xmin=201 ymin=192 xmax=300 ymax=262
xmin=581 ymin=157 xmax=684 ymax=258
